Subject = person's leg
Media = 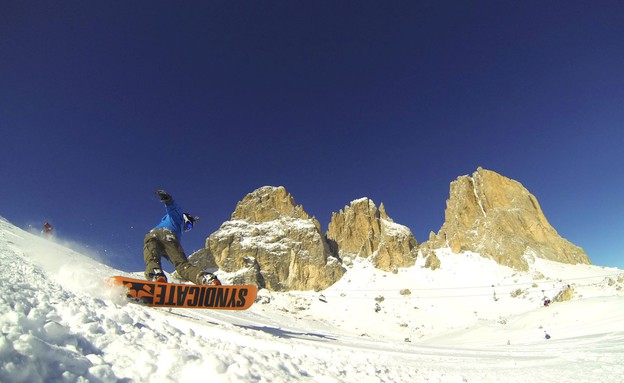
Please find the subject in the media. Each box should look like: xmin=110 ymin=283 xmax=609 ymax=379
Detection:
xmin=158 ymin=230 xmax=206 ymax=284
xmin=143 ymin=231 xmax=166 ymax=280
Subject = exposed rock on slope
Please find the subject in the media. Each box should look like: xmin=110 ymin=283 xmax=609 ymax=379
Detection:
xmin=326 ymin=198 xmax=418 ymax=271
xmin=424 ymin=167 xmax=590 ymax=271
xmin=191 ymin=186 xmax=344 ymax=291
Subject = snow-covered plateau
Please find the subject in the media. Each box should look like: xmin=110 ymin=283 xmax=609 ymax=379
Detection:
xmin=1 ymin=216 xmax=623 ymax=383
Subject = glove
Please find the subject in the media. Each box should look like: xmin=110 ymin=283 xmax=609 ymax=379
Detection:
xmin=155 ymin=190 xmax=173 ymax=205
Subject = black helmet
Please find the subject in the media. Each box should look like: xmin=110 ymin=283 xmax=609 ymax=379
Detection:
xmin=182 ymin=213 xmax=199 ymax=232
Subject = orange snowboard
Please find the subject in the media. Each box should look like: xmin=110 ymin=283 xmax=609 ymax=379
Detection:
xmin=108 ymin=276 xmax=258 ymax=310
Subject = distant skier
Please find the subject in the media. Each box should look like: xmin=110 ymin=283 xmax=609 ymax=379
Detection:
xmin=144 ymin=190 xmax=220 ymax=285
xmin=42 ymin=222 xmax=53 ymax=236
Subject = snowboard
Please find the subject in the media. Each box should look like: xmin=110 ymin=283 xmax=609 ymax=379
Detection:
xmin=108 ymin=276 xmax=258 ymax=310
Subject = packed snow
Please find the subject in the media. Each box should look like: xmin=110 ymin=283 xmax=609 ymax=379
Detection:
xmin=1 ymin=216 xmax=623 ymax=383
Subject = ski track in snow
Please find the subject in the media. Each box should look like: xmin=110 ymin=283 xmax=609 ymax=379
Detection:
xmin=1 ymin=217 xmax=623 ymax=382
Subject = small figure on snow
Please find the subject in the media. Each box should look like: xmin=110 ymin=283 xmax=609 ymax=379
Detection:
xmin=42 ymin=222 xmax=53 ymax=236
xmin=543 ymin=298 xmax=551 ymax=307
xmin=143 ymin=190 xmax=220 ymax=286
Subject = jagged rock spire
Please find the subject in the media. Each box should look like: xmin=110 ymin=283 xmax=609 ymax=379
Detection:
xmin=326 ymin=198 xmax=418 ymax=271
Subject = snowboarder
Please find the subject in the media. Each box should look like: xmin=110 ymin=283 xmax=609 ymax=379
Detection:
xmin=543 ymin=298 xmax=551 ymax=307
xmin=42 ymin=222 xmax=53 ymax=236
xmin=144 ymin=190 xmax=220 ymax=286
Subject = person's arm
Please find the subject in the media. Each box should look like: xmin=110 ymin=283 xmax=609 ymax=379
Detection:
xmin=155 ymin=190 xmax=173 ymax=205
xmin=156 ymin=190 xmax=185 ymax=233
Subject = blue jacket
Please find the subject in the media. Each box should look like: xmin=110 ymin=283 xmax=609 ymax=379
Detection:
xmin=153 ymin=201 xmax=185 ymax=239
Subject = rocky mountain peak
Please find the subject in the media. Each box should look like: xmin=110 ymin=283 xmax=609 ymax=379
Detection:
xmin=191 ymin=186 xmax=343 ymax=291
xmin=424 ymin=167 xmax=590 ymax=270
xmin=327 ymin=198 xmax=418 ymax=271
xmin=231 ymin=186 xmax=310 ymax=222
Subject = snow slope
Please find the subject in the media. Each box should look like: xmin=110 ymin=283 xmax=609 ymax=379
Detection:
xmin=1 ymin=216 xmax=623 ymax=383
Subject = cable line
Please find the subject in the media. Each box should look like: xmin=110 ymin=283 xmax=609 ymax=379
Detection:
xmin=309 ymin=272 xmax=624 ymax=300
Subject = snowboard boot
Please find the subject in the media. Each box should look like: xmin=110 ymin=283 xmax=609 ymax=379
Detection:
xmin=200 ymin=273 xmax=221 ymax=286
xmin=151 ymin=268 xmax=167 ymax=283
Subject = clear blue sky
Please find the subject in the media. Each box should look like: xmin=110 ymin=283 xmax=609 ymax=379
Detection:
xmin=2 ymin=1 xmax=623 ymax=271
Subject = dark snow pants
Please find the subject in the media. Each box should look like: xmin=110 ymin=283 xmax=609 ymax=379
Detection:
xmin=143 ymin=228 xmax=204 ymax=284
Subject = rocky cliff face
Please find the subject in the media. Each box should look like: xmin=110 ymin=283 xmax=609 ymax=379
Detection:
xmin=191 ymin=168 xmax=589 ymax=290
xmin=423 ymin=167 xmax=590 ymax=271
xmin=231 ymin=185 xmax=311 ymax=222
xmin=326 ymin=198 xmax=418 ymax=271
xmin=190 ymin=186 xmax=344 ymax=291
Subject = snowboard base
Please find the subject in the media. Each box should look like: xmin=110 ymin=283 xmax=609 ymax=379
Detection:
xmin=108 ymin=276 xmax=258 ymax=310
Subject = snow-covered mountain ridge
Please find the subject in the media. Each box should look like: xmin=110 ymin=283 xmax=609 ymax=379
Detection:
xmin=1 ymin=217 xmax=623 ymax=382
